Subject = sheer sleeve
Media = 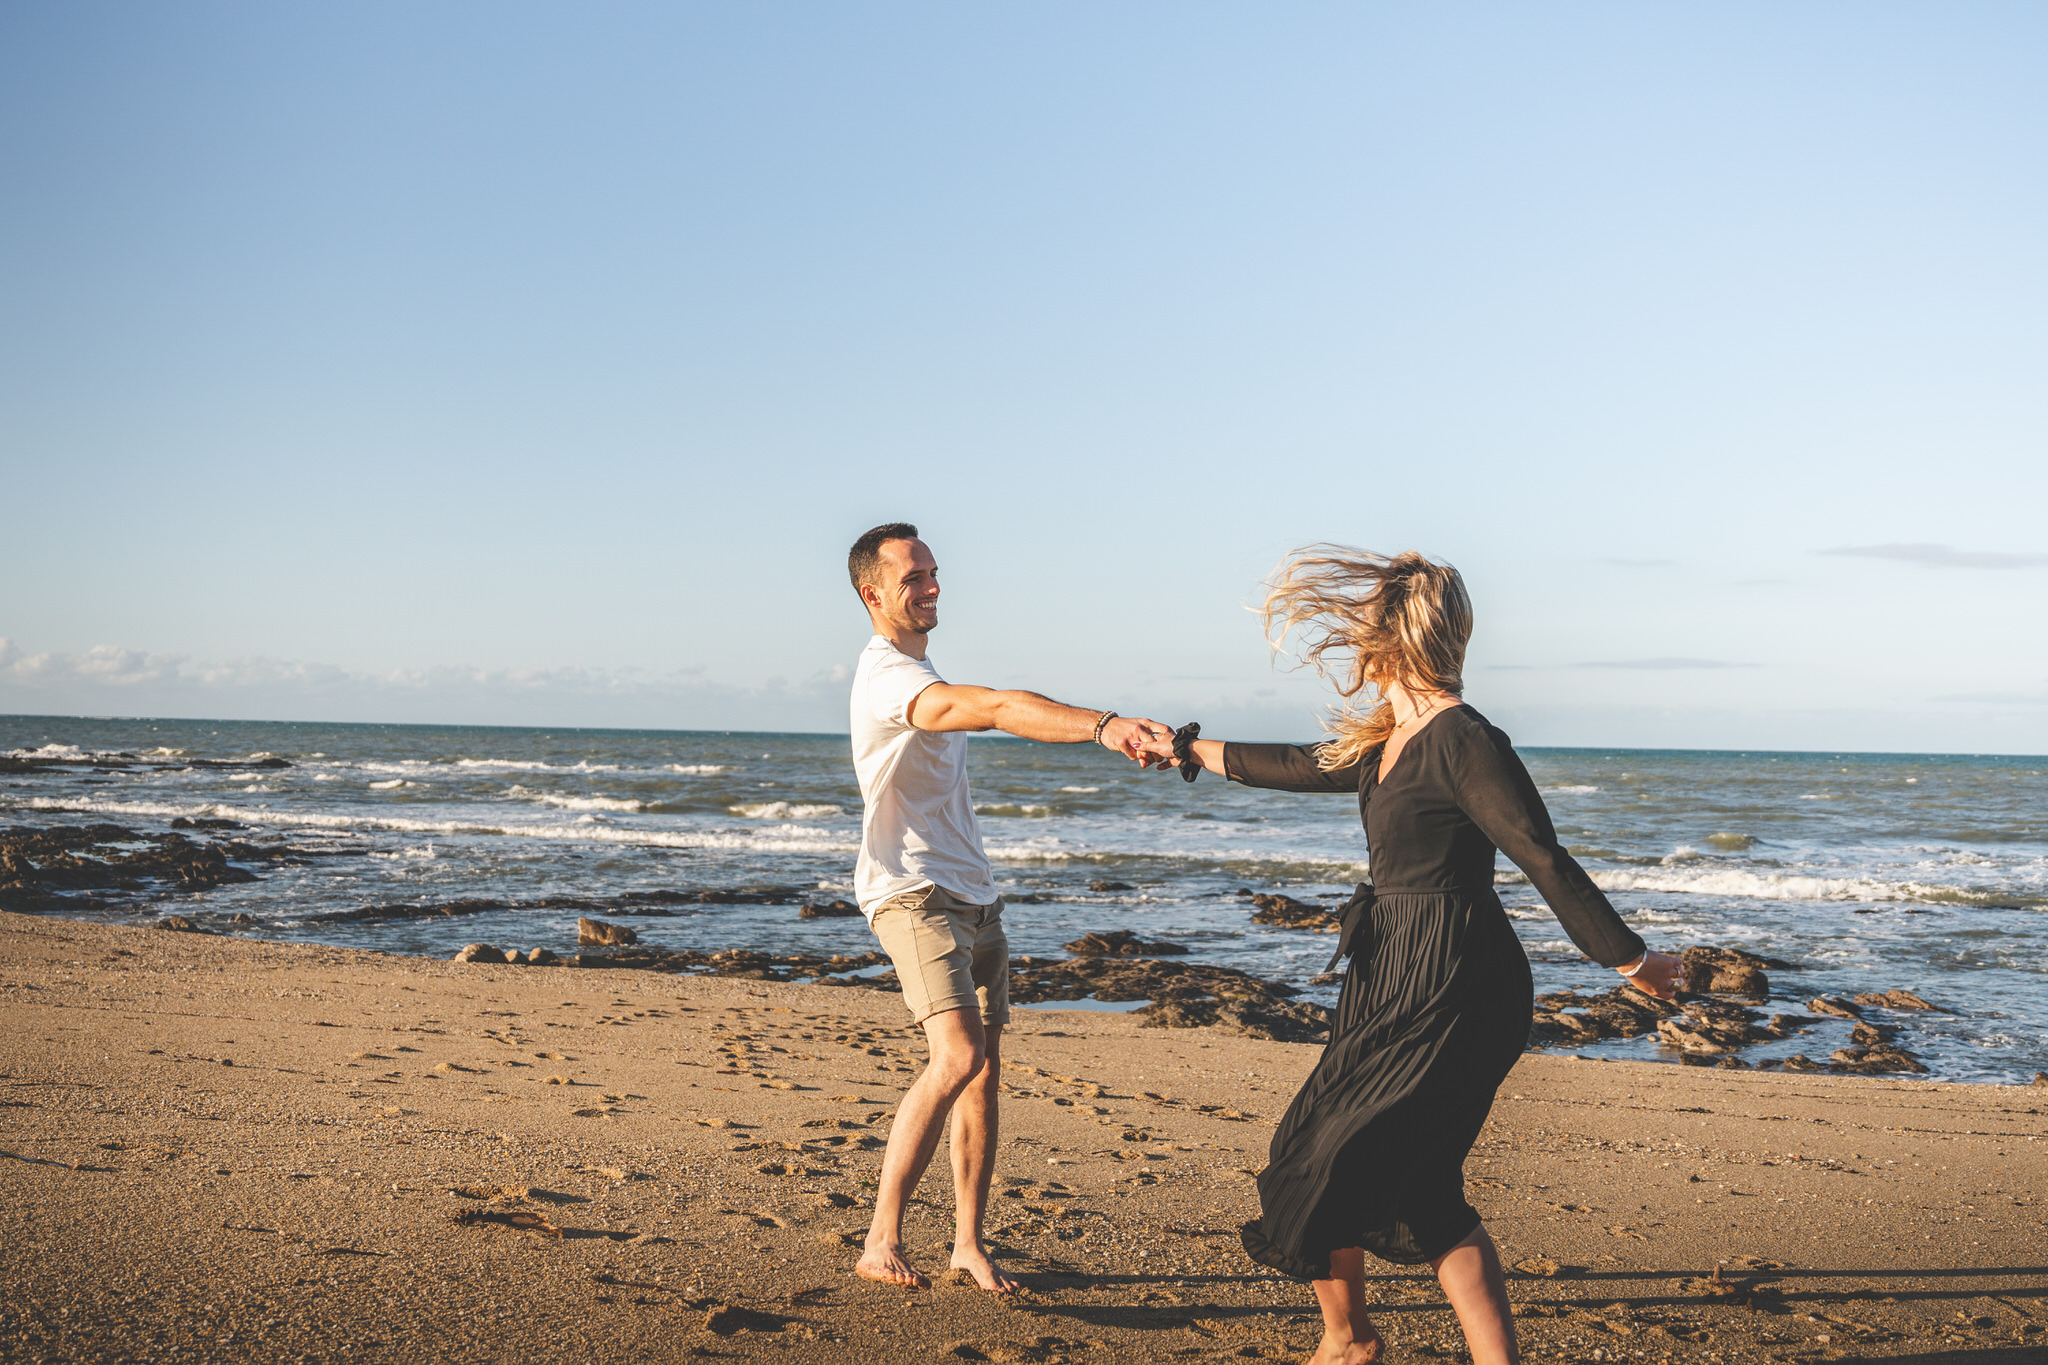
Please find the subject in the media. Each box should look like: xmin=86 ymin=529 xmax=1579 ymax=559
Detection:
xmin=1448 ymin=722 xmax=1647 ymax=969
xmin=1223 ymin=742 xmax=1369 ymax=794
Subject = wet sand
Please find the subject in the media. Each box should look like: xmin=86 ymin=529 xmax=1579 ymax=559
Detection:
xmin=2 ymin=909 xmax=2044 ymax=1364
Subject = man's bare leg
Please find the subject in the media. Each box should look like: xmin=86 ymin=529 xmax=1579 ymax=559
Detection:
xmin=1433 ymin=1224 xmax=1518 ymax=1364
xmin=856 ymin=1008 xmax=985 ymax=1288
xmin=1309 ymin=1248 xmax=1385 ymax=1364
xmin=946 ymin=1023 xmax=1019 ymax=1292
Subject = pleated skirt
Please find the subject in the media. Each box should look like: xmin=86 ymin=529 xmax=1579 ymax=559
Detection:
xmin=1240 ymin=887 xmax=1533 ymax=1279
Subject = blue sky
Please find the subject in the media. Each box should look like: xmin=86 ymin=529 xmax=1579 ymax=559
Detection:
xmin=2 ymin=3 xmax=2044 ymax=751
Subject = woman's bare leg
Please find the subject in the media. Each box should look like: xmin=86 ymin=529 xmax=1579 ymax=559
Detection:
xmin=1309 ymin=1248 xmax=1384 ymax=1364
xmin=1432 ymin=1224 xmax=1518 ymax=1365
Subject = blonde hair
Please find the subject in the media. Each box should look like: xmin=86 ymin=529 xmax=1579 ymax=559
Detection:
xmin=1259 ymin=545 xmax=1473 ymax=772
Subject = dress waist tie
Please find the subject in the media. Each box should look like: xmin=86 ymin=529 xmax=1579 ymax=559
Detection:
xmin=1321 ymin=882 xmax=1495 ymax=973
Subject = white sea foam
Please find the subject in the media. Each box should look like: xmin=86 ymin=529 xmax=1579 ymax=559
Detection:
xmin=729 ymin=801 xmax=843 ymax=819
xmin=670 ymin=764 xmax=730 ymax=775
xmin=313 ymin=774 xmax=338 ymax=782
xmin=976 ymin=803 xmax=1054 ymax=817
xmin=1587 ymin=867 xmax=1945 ymax=903
xmin=505 ymin=785 xmax=648 ymax=813
xmin=7 ymin=744 xmax=111 ymax=760
xmin=368 ymin=779 xmax=426 ymax=790
xmin=1059 ymin=786 xmax=1100 ymax=794
xmin=452 ymin=758 xmax=621 ymax=773
xmin=370 ymin=844 xmax=438 ymax=860
xmin=1548 ymin=785 xmax=1600 ymax=795
xmin=13 ymin=795 xmax=859 ymax=855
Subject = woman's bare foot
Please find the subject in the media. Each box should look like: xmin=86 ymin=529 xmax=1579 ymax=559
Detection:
xmin=855 ymin=1239 xmax=929 ymax=1289
xmin=949 ymin=1243 xmax=1021 ymax=1293
xmin=1309 ymin=1327 xmax=1384 ymax=1365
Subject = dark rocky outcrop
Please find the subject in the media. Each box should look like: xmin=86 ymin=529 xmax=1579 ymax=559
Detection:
xmin=1246 ymin=892 xmax=1337 ymax=931
xmin=1530 ymin=984 xmax=1680 ymax=1046
xmin=1829 ymin=1044 xmax=1929 ymax=1074
xmin=1679 ymin=945 xmax=1786 ymax=998
xmin=1008 ymin=954 xmax=1327 ymax=1044
xmin=577 ymin=917 xmax=638 ymax=947
xmin=798 ymin=900 xmax=862 ymax=919
xmin=0 ymin=824 xmax=261 ymax=910
xmin=1854 ymin=989 xmax=1950 ymax=1013
xmin=1089 ymin=880 xmax=1134 ymax=893
xmin=1062 ymin=930 xmax=1188 ymax=957
xmin=308 ymin=886 xmax=815 ymax=924
xmin=573 ymin=945 xmax=888 ymax=983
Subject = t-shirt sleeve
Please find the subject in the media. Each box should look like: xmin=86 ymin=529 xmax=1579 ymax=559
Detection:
xmin=867 ymin=651 xmax=944 ymax=729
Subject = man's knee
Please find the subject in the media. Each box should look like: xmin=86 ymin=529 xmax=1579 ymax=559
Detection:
xmin=922 ymin=1009 xmax=987 ymax=1088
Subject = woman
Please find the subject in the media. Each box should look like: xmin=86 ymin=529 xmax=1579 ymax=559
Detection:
xmin=1144 ymin=546 xmax=1680 ymax=1365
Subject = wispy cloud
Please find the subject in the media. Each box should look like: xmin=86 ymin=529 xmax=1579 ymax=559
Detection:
xmin=1934 ymin=690 xmax=2048 ymax=706
xmin=1575 ymin=658 xmax=1757 ymax=670
xmin=1820 ymin=543 xmax=2048 ymax=569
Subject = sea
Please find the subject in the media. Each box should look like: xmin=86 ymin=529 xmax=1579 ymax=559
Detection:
xmin=3 ymin=716 xmax=2044 ymax=1085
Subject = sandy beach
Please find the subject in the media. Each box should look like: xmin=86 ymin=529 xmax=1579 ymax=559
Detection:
xmin=3 ymin=909 xmax=2043 ymax=1365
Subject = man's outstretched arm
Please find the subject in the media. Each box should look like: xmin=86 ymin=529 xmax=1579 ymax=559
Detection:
xmin=908 ymin=683 xmax=1167 ymax=757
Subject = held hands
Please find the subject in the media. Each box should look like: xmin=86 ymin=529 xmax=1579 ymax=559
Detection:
xmin=1617 ymin=949 xmax=1682 ymax=1001
xmin=1126 ymin=725 xmax=1183 ymax=770
xmin=1098 ymin=717 xmax=1177 ymax=767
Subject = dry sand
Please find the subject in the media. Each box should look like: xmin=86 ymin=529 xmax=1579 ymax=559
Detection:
xmin=2 ymin=909 xmax=2044 ymax=1364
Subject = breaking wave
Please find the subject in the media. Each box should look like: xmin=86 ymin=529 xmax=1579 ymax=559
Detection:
xmin=12 ymin=795 xmax=858 ymax=855
xmin=728 ymin=801 xmax=844 ymax=820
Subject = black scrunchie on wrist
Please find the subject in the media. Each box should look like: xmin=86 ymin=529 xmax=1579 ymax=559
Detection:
xmin=1170 ymin=721 xmax=1201 ymax=782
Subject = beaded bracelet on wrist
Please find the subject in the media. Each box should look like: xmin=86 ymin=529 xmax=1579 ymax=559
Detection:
xmin=1091 ymin=710 xmax=1118 ymax=746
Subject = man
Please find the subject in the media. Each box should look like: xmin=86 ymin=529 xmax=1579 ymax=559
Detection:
xmin=845 ymin=521 xmax=1169 ymax=1292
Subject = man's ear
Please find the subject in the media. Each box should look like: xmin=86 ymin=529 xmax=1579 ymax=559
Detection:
xmin=858 ymin=581 xmax=881 ymax=611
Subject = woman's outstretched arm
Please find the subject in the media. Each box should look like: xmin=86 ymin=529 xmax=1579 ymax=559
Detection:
xmin=1145 ymin=735 xmax=1366 ymax=792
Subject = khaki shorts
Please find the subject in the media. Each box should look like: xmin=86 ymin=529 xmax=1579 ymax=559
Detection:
xmin=869 ymin=883 xmax=1010 ymax=1027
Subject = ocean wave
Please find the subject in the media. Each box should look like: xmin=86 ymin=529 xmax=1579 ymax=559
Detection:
xmin=506 ymin=785 xmax=648 ymax=813
xmin=1547 ymin=785 xmax=1600 ymax=795
xmin=453 ymin=758 xmax=620 ymax=773
xmin=975 ymin=803 xmax=1055 ymax=817
xmin=729 ymin=801 xmax=843 ymax=819
xmin=1586 ymin=866 xmax=2015 ymax=906
xmin=670 ymin=764 xmax=730 ymax=775
xmin=368 ymin=779 xmax=427 ymax=790
xmin=1059 ymin=786 xmax=1100 ymax=794
xmin=12 ymin=795 xmax=859 ymax=855
xmin=7 ymin=743 xmax=123 ymax=760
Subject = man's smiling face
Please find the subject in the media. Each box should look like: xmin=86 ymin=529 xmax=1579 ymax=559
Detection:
xmin=870 ymin=537 xmax=941 ymax=635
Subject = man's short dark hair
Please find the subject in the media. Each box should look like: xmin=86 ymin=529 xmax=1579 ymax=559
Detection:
xmin=849 ymin=522 xmax=921 ymax=599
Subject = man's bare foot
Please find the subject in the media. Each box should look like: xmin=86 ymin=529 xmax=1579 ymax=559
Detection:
xmin=949 ymin=1243 xmax=1021 ymax=1294
xmin=855 ymin=1240 xmax=929 ymax=1289
xmin=1309 ymin=1327 xmax=1384 ymax=1365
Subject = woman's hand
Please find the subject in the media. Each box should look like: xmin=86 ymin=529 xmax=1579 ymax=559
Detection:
xmin=1099 ymin=716 xmax=1174 ymax=763
xmin=1617 ymin=949 xmax=1681 ymax=1001
xmin=1129 ymin=727 xmax=1180 ymax=769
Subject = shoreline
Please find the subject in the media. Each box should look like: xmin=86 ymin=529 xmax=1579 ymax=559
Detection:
xmin=4 ymin=910 xmax=2045 ymax=1363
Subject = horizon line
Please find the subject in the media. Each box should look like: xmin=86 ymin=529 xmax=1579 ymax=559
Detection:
xmin=2 ymin=712 xmax=2042 ymax=763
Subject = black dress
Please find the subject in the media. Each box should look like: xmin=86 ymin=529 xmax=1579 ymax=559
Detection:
xmin=1226 ymin=705 xmax=1645 ymax=1280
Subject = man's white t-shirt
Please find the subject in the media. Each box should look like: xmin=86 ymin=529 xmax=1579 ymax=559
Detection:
xmin=849 ymin=636 xmax=998 ymax=917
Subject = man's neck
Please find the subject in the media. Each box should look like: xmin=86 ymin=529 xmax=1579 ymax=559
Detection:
xmin=872 ymin=622 xmax=930 ymax=661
